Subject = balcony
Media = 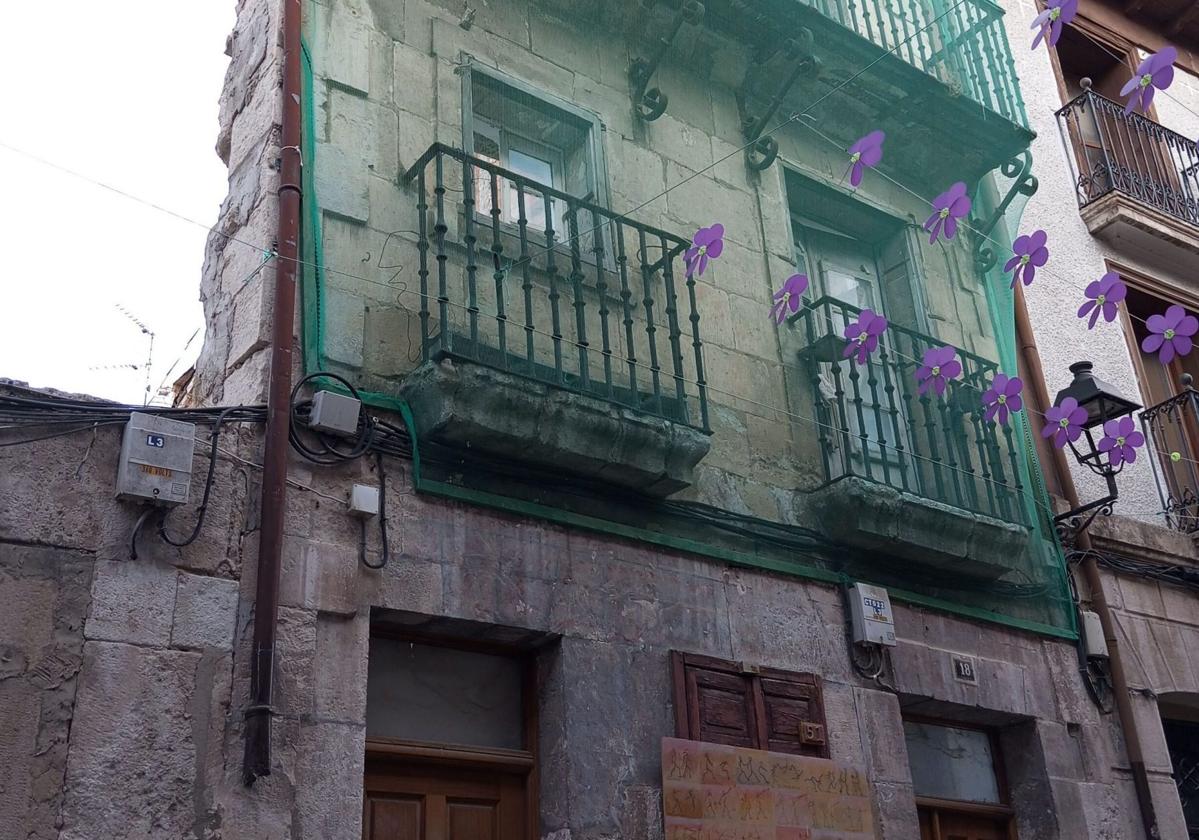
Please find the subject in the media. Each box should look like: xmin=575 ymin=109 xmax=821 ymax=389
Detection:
xmin=699 ymin=0 xmax=1034 ymax=181
xmin=1057 ymin=88 xmax=1199 ymax=261
xmin=398 ymin=144 xmax=711 ymax=496
xmin=1141 ymin=384 xmax=1199 ymax=534
xmin=792 ymin=296 xmax=1031 ymax=579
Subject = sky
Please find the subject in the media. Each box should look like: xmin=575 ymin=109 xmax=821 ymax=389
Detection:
xmin=0 ymin=3 xmax=236 ymax=404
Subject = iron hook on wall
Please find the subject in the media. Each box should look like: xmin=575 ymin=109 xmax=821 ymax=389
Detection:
xmin=629 ymin=0 xmax=705 ymax=122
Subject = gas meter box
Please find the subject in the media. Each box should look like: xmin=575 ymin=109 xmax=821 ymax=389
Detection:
xmin=116 ymin=412 xmax=196 ymax=506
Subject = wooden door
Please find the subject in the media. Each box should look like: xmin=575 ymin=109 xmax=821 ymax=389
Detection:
xmin=363 ymin=760 xmax=527 ymax=840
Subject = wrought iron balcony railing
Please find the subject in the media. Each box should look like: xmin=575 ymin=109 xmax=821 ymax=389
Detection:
xmin=1141 ymin=383 xmax=1199 ymax=533
xmin=799 ymin=0 xmax=1028 ymax=128
xmin=1056 ymin=88 xmax=1199 ymax=227
xmin=405 ymin=143 xmax=710 ymax=432
xmin=794 ymin=296 xmax=1026 ymax=524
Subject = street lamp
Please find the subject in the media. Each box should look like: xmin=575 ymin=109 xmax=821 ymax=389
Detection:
xmin=1052 ymin=361 xmax=1142 ymax=536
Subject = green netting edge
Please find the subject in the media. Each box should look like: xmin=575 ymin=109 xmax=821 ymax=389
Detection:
xmin=298 ymin=36 xmax=1076 ymax=640
xmin=977 ymin=164 xmax=1078 ymax=640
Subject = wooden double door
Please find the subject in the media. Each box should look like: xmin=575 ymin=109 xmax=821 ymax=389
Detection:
xmin=363 ymin=758 xmax=528 ymax=840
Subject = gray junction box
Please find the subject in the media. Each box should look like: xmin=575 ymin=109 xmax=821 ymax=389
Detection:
xmin=115 ymin=412 xmax=196 ymax=506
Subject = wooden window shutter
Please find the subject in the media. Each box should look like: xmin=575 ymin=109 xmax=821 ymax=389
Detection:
xmin=757 ymin=668 xmax=829 ymax=758
xmin=672 ymin=653 xmax=828 ymax=758
xmin=672 ymin=652 xmax=759 ymax=748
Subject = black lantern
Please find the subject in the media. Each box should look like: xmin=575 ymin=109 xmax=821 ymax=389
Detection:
xmin=1054 ymin=361 xmax=1142 ymax=432
xmin=1052 ymin=361 xmax=1142 ymax=536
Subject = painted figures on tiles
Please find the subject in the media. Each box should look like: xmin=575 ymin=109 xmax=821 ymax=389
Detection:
xmin=661 ymin=737 xmax=877 ymax=840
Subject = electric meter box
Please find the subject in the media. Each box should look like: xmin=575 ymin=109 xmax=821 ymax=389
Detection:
xmin=115 ymin=412 xmax=196 ymax=506
xmin=850 ymin=582 xmax=897 ymax=647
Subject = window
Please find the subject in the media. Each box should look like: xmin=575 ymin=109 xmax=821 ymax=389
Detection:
xmin=1119 ymin=271 xmax=1199 ymax=521
xmin=788 ymin=176 xmax=928 ymax=481
xmin=464 ymin=67 xmax=603 ymax=233
xmin=366 ymin=638 xmax=526 ymax=750
xmin=1159 ymin=694 xmax=1199 ymax=838
xmin=671 ymin=652 xmax=829 ymax=758
xmin=903 ymin=719 xmax=1014 ymax=840
xmin=1052 ymin=20 xmax=1140 ymax=106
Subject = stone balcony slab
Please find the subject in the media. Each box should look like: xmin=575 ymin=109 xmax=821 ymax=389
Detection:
xmin=399 ymin=358 xmax=711 ymax=496
xmin=805 ymin=476 xmax=1030 ymax=581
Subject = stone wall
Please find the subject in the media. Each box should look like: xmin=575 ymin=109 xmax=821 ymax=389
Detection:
xmin=300 ymin=0 xmax=1017 ymax=527
xmin=192 ymin=0 xmax=285 ymax=408
xmin=4 ymin=0 xmax=1199 ymax=838
xmin=0 ymin=396 xmax=1177 ymax=839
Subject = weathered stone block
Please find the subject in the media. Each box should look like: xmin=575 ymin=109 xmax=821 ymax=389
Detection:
xmin=292 ymin=720 xmax=367 ymax=840
xmin=323 ymin=286 xmax=367 ymax=369
xmin=172 ymin=573 xmax=239 ymax=651
xmin=313 ymin=612 xmax=369 ymax=724
xmin=328 ymin=88 xmax=399 ymax=182
xmin=315 ymin=141 xmax=371 ymax=223
xmin=226 ymin=273 xmax=273 ymax=371
xmin=222 ymin=347 xmax=272 ymax=404
xmin=228 ymin=64 xmax=280 ymax=170
xmin=392 ymin=40 xmax=435 ymax=117
xmin=59 ymin=643 xmax=205 ymax=840
xmin=312 ymin=5 xmax=372 ymax=94
xmin=399 ymin=358 xmax=711 ymax=495
xmin=529 ymin=8 xmax=603 ymax=83
xmin=0 ymin=546 xmax=93 ymax=840
xmin=85 ymin=559 xmax=177 ymax=647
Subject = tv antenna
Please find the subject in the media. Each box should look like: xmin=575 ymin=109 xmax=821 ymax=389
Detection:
xmin=115 ymin=305 xmax=156 ymax=405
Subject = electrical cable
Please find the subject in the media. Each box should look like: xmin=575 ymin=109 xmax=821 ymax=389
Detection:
xmin=0 ymin=420 xmax=126 ymax=446
xmin=157 ymin=406 xmax=239 ymax=547
xmin=128 ymin=507 xmax=156 ymax=561
xmin=288 ymin=372 xmax=377 ymax=466
xmin=361 ymin=451 xmax=390 ymax=570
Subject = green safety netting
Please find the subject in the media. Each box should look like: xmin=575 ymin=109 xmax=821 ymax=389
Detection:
xmin=297 ymin=30 xmax=1077 ymax=638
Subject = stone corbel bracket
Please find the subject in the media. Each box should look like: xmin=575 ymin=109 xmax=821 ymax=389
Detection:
xmin=629 ymin=0 xmax=705 ymax=122
xmin=738 ymin=29 xmax=818 ymax=171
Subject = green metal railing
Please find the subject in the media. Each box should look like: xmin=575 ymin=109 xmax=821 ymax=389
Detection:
xmin=405 ymin=143 xmax=711 ymax=432
xmin=795 ymin=295 xmax=1027 ymax=524
xmin=802 ymin=0 xmax=1028 ymax=128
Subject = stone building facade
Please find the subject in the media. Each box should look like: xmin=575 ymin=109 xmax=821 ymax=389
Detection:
xmin=3 ymin=0 xmax=1199 ymax=839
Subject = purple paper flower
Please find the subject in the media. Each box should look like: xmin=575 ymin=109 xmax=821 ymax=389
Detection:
xmin=1043 ymin=397 xmax=1088 ymax=450
xmin=1005 ymin=230 xmax=1049 ymax=288
xmin=842 ymin=309 xmax=888 ymax=364
xmin=847 ymin=130 xmax=885 ymax=187
xmin=923 ymin=182 xmax=971 ymax=244
xmin=770 ymin=273 xmax=809 ymax=324
xmin=982 ymin=373 xmax=1024 ymax=425
xmin=1030 ymin=0 xmax=1078 ymax=50
xmin=1098 ymin=415 xmax=1145 ymax=467
xmin=685 ymin=223 xmax=724 ymax=278
xmin=915 ymin=345 xmax=962 ymax=397
xmin=1077 ymin=272 xmax=1127 ymax=329
xmin=1142 ymin=304 xmax=1199 ymax=364
xmin=1121 ymin=46 xmax=1177 ymax=115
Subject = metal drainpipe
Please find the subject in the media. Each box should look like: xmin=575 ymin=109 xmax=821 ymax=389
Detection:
xmin=243 ymin=0 xmax=303 ymax=785
xmin=1014 ymin=286 xmax=1159 ymax=839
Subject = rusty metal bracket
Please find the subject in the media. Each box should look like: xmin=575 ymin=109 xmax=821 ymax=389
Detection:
xmin=629 ymin=0 xmax=705 ymax=122
xmin=972 ymin=150 xmax=1038 ymax=273
xmin=738 ymin=29 xmax=818 ymax=171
